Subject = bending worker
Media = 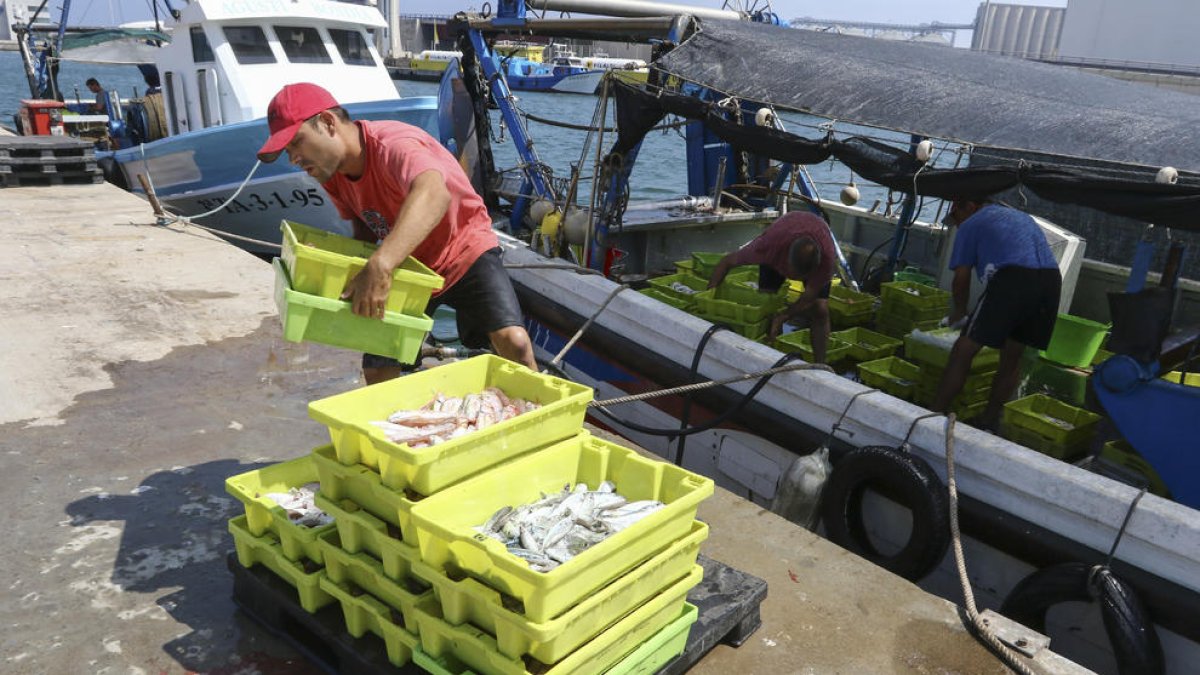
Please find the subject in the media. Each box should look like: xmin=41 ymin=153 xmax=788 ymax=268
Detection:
xmin=708 ymin=211 xmax=838 ymax=362
xmin=257 ymin=83 xmax=536 ymax=383
xmin=932 ymin=199 xmax=1061 ymax=428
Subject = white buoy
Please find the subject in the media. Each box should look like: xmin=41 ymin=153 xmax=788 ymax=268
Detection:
xmin=527 ymin=199 xmax=555 ymax=227
xmin=563 ymin=208 xmax=589 ymax=245
xmin=1156 ymin=166 xmax=1179 ymax=185
xmin=915 ymin=139 xmax=934 ymax=163
xmin=840 ymin=182 xmax=860 ymax=206
xmin=754 ymin=107 xmax=776 ymax=128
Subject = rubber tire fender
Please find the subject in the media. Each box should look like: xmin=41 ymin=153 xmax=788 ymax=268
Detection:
xmin=1000 ymin=562 xmax=1164 ymax=675
xmin=819 ymin=445 xmax=950 ymax=582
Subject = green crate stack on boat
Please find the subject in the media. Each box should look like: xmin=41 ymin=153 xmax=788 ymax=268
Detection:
xmin=228 ymin=355 xmax=714 ymax=673
xmin=775 ymin=328 xmax=852 ymax=365
xmin=903 ymin=328 xmax=999 ymax=417
xmin=827 ymin=285 xmax=877 ymax=329
xmin=1000 ymin=394 xmax=1103 ymax=462
xmin=875 ymin=281 xmax=949 ymax=338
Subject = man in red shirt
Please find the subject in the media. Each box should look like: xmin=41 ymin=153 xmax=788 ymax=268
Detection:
xmin=257 ymin=83 xmax=535 ymax=383
xmin=708 ymin=211 xmax=838 ymax=362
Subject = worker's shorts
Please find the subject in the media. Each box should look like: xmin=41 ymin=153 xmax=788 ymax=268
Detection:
xmin=362 ymin=247 xmax=525 ymax=369
xmin=758 ymin=265 xmax=831 ymax=299
xmin=965 ymin=266 xmax=1061 ymax=350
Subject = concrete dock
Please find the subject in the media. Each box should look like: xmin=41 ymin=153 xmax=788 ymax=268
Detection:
xmin=0 ymin=182 xmax=1083 ymax=673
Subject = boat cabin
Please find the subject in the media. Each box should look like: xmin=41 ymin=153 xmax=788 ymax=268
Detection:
xmin=153 ymin=0 xmax=396 ymax=137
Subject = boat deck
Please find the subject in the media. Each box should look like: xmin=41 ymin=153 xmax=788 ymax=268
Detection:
xmin=0 ymin=182 xmax=1085 ymax=673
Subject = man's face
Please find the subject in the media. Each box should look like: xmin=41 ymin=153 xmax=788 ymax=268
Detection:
xmin=87 ymin=83 xmax=100 ymax=93
xmin=284 ymin=114 xmax=341 ymax=183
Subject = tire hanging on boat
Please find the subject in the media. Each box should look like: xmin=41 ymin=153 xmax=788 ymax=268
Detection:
xmin=818 ymin=445 xmax=949 ymax=581
xmin=1000 ymin=562 xmax=1165 ymax=675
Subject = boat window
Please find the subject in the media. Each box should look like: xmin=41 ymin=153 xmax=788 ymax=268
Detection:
xmin=274 ymin=25 xmax=331 ymax=64
xmin=190 ymin=26 xmax=214 ymax=63
xmin=328 ymin=28 xmax=375 ymax=66
xmin=223 ymin=26 xmax=275 ymax=65
xmin=164 ymin=71 xmax=180 ymax=135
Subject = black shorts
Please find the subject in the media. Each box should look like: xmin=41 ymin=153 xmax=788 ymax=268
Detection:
xmin=965 ymin=266 xmax=1062 ymax=350
xmin=758 ymin=265 xmax=831 ymax=298
xmin=362 ymin=247 xmax=524 ymax=369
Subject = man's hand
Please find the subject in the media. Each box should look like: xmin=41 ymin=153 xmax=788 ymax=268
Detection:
xmin=939 ymin=314 xmax=968 ymax=330
xmin=707 ymin=255 xmax=735 ymax=289
xmin=768 ymin=312 xmax=789 ymax=340
xmin=342 ymin=256 xmax=394 ymax=319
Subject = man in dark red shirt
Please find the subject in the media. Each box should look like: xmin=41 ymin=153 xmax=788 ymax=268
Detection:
xmin=708 ymin=211 xmax=838 ymax=362
xmin=258 ymin=83 xmax=535 ymax=383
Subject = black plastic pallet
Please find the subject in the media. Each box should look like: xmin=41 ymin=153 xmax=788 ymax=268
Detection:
xmin=0 ymin=160 xmax=98 ymax=174
xmin=0 ymin=171 xmax=104 ymax=187
xmin=228 ymin=552 xmax=767 ymax=675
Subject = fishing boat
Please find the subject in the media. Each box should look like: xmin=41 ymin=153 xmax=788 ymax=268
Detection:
xmin=438 ymin=2 xmax=1200 ymax=673
xmin=14 ymin=0 xmax=440 ymax=251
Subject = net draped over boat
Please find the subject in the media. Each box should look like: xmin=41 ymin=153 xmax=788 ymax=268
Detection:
xmin=607 ymin=18 xmax=1200 ymax=228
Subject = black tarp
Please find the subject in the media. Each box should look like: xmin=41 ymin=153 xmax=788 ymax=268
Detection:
xmin=608 ymin=20 xmax=1200 ymax=228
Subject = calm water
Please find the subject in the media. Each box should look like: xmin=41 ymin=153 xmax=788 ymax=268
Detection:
xmin=1 ymin=50 xmax=931 ymax=217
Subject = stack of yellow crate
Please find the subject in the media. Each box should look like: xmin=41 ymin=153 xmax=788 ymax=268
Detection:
xmin=875 ymin=281 xmax=948 ymax=338
xmin=227 ymin=355 xmax=714 ymax=674
xmin=903 ymin=328 xmax=999 ymax=419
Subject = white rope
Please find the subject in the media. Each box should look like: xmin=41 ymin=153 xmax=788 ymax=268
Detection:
xmin=591 ymin=361 xmax=833 ymax=407
xmin=547 ymin=283 xmax=628 ymax=370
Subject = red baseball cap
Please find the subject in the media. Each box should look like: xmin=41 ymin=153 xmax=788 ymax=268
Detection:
xmin=256 ymin=83 xmax=339 ymax=162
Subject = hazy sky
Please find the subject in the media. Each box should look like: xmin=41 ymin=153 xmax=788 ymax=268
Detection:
xmin=72 ymin=0 xmax=1068 ymax=28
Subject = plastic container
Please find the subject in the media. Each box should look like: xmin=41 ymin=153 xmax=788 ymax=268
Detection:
xmin=1162 ymin=370 xmax=1200 ymax=386
xmin=999 ymin=421 xmax=1091 ymax=461
xmin=689 ymin=251 xmax=727 ymax=277
xmin=637 ymin=287 xmax=693 ymax=312
xmin=916 ymin=367 xmax=995 ymax=394
xmin=311 ymin=444 xmax=422 ymax=543
xmin=691 ymin=284 xmax=785 ymax=324
xmin=831 ymin=327 xmax=902 ymax=363
xmin=317 ymin=530 xmax=432 ymax=631
xmin=774 ymin=329 xmax=851 ymax=364
xmin=318 ymin=574 xmax=420 ymax=667
xmin=281 ymin=220 xmax=443 ymax=315
xmin=410 ymin=521 xmax=707 ymax=662
xmin=1040 ymin=313 xmax=1109 ymax=368
xmin=645 ymin=273 xmax=707 ymax=303
xmin=1002 ymin=394 xmax=1103 ymax=450
xmin=315 ymin=492 xmax=421 ymax=582
xmin=671 ymin=259 xmax=697 ymax=277
xmin=308 ymin=355 xmax=593 ymax=493
xmin=273 ymin=258 xmax=432 ymax=363
xmin=857 ymin=356 xmax=921 ymax=400
xmin=691 ymin=312 xmax=768 ymax=341
xmin=827 ymin=285 xmax=877 ymax=328
xmin=411 ymin=565 xmax=702 ymax=675
xmin=904 ymin=328 xmax=999 ymax=372
xmin=409 ymin=432 xmax=713 ymax=622
xmin=785 ymin=279 xmax=805 ymax=304
xmin=228 ymin=515 xmax=333 ymax=613
xmin=224 ymin=454 xmax=337 ymax=563
xmin=1097 ymin=440 xmax=1171 ymax=497
xmin=879 ymin=281 xmax=951 ymax=314
xmin=893 ymin=266 xmax=937 ymax=287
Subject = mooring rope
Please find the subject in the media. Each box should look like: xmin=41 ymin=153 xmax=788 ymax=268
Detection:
xmin=591 ymin=361 xmax=833 ymax=407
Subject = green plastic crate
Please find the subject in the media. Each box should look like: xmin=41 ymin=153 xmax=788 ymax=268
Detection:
xmin=318 ymin=575 xmax=420 ymax=668
xmin=1040 ymin=313 xmax=1110 ymax=368
xmin=828 ymin=285 xmax=877 ymax=324
xmin=228 ymin=515 xmax=334 ymax=613
xmin=692 ymin=284 xmax=785 ymax=324
xmin=311 ymin=444 xmax=422 ymax=544
xmin=308 ymin=355 xmax=593 ymax=494
xmin=224 ymin=453 xmax=337 ymax=563
xmin=916 ymin=367 xmax=995 ymax=394
xmin=694 ymin=313 xmax=768 ymax=341
xmin=880 ymin=281 xmax=951 ymax=314
xmin=856 ymin=357 xmax=921 ymax=400
xmin=904 ymin=328 xmax=999 ymax=372
xmin=409 ymin=432 xmax=713 ymax=623
xmin=690 ymin=251 xmax=725 ymax=277
xmin=1162 ymin=370 xmax=1200 ymax=386
xmin=831 ymin=327 xmax=902 ymax=363
xmin=999 ymin=421 xmax=1091 ymax=462
xmin=317 ymin=531 xmax=432 ymax=632
xmin=645 ymin=273 xmax=707 ymax=303
xmin=774 ymin=329 xmax=851 ymax=364
xmin=672 ymin=259 xmax=696 ymax=277
xmin=878 ymin=299 xmax=946 ymax=323
xmin=411 ymin=566 xmax=702 ymax=675
xmin=893 ymin=266 xmax=937 ymax=287
xmin=281 ymin=220 xmax=443 ymax=315
xmin=273 ymin=258 xmax=432 ymax=364
xmin=915 ymin=381 xmax=990 ymax=407
xmin=1002 ymin=394 xmax=1102 ymax=450
xmin=314 ymin=493 xmax=421 ymax=585
xmin=638 ymin=287 xmax=693 ymax=312
xmin=408 ymin=521 xmax=707 ymax=663
xmin=1098 ymin=441 xmax=1171 ymax=498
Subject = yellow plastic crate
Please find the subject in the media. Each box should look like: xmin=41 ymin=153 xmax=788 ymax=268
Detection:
xmin=409 ymin=521 xmax=707 ymax=663
xmin=1002 ymin=394 xmax=1102 ymax=450
xmin=274 ymin=258 xmax=432 ymax=364
xmin=224 ymin=454 xmax=336 ymax=564
xmin=317 ymin=531 xmax=432 ymax=631
xmin=774 ymin=329 xmax=851 ymax=364
xmin=1162 ymin=370 xmax=1200 ymax=386
xmin=308 ymin=355 xmax=593 ymax=494
xmin=999 ymin=421 xmax=1091 ymax=462
xmin=880 ymin=280 xmax=950 ymax=314
xmin=315 ymin=492 xmax=421 ymax=582
xmin=904 ymin=328 xmax=999 ymax=372
xmin=1098 ymin=441 xmax=1171 ymax=498
xmin=856 ymin=356 xmax=920 ymax=400
xmin=645 ymin=273 xmax=707 ymax=303
xmin=281 ymin=220 xmax=443 ymax=315
xmin=311 ymin=444 xmax=421 ymax=543
xmin=831 ymin=327 xmax=902 ymax=363
xmin=228 ymin=515 xmax=334 ymax=613
xmin=691 ymin=284 xmax=785 ymax=324
xmin=318 ymin=575 xmax=420 ymax=668
xmin=413 ymin=603 xmax=697 ymax=675
xmin=409 ymin=432 xmax=714 ymax=623
xmin=412 ymin=565 xmax=702 ymax=675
